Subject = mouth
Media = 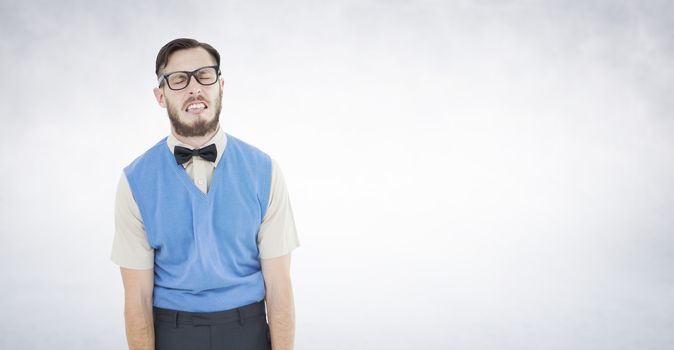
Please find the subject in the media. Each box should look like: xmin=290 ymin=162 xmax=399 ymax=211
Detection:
xmin=184 ymin=101 xmax=208 ymax=114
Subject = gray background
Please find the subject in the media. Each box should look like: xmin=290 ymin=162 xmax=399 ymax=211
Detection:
xmin=1 ymin=0 xmax=673 ymax=349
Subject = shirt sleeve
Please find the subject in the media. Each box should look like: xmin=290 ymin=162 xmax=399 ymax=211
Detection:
xmin=257 ymin=159 xmax=300 ymax=259
xmin=111 ymin=173 xmax=154 ymax=269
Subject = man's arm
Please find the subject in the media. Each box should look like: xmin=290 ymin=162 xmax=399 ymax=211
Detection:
xmin=261 ymin=254 xmax=295 ymax=350
xmin=120 ymin=267 xmax=155 ymax=350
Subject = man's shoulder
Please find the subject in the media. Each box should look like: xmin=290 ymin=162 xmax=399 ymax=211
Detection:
xmin=124 ymin=137 xmax=169 ymax=174
xmin=225 ymin=133 xmax=269 ymax=158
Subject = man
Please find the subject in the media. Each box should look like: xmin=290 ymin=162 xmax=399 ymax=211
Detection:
xmin=111 ymin=38 xmax=299 ymax=350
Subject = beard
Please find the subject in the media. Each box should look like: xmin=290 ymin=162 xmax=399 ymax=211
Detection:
xmin=166 ymin=89 xmax=222 ymax=137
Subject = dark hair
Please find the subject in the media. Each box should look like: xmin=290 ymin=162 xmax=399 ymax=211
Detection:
xmin=155 ymin=38 xmax=220 ymax=77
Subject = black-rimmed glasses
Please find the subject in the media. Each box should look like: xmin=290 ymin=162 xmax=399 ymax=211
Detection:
xmin=158 ymin=65 xmax=221 ymax=90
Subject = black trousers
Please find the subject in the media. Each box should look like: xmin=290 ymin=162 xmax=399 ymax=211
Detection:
xmin=153 ymin=300 xmax=271 ymax=350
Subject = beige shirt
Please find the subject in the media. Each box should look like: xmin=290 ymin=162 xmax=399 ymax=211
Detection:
xmin=111 ymin=127 xmax=300 ymax=269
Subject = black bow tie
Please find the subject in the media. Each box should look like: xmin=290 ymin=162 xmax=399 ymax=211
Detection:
xmin=174 ymin=144 xmax=217 ymax=165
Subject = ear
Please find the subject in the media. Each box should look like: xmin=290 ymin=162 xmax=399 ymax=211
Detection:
xmin=153 ymin=87 xmax=166 ymax=108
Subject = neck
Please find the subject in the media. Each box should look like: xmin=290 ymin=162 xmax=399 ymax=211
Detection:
xmin=171 ymin=124 xmax=220 ymax=148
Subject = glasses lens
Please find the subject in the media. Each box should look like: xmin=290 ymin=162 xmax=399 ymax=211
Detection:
xmin=195 ymin=67 xmax=218 ymax=85
xmin=168 ymin=72 xmax=189 ymax=90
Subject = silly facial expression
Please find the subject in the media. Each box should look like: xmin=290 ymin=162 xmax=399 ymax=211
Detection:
xmin=153 ymin=47 xmax=224 ymax=137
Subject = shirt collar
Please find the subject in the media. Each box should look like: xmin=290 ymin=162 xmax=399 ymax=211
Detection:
xmin=166 ymin=126 xmax=227 ymax=168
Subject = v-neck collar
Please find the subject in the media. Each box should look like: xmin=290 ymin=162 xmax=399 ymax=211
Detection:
xmin=166 ymin=126 xmax=227 ymax=169
xmin=164 ymin=134 xmax=230 ymax=201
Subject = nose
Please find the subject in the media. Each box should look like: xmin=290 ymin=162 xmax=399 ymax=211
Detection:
xmin=186 ymin=75 xmax=201 ymax=95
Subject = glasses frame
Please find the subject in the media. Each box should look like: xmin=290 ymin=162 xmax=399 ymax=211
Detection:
xmin=158 ymin=65 xmax=221 ymax=91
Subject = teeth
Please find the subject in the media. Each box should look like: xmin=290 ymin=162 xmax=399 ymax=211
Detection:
xmin=187 ymin=103 xmax=206 ymax=110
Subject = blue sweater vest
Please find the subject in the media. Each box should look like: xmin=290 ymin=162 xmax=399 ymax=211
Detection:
xmin=124 ymin=134 xmax=272 ymax=312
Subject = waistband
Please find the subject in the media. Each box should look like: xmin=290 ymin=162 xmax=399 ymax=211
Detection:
xmin=153 ymin=300 xmax=266 ymax=327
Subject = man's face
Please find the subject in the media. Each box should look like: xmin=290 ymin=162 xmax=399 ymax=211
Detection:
xmin=153 ymin=47 xmax=224 ymax=138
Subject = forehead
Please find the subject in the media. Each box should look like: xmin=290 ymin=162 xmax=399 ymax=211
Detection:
xmin=164 ymin=47 xmax=216 ymax=73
